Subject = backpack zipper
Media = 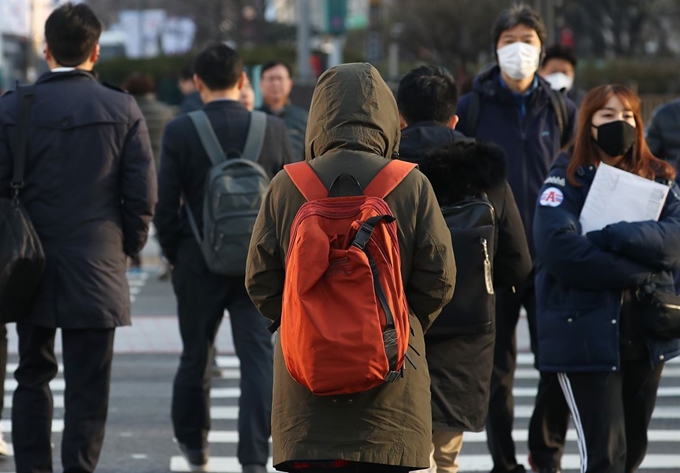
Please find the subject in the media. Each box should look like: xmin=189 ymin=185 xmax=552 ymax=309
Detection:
xmin=482 ymin=237 xmax=494 ymax=295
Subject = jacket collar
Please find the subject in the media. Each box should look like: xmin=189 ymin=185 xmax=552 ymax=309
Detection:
xmin=472 ymin=65 xmax=553 ymax=106
xmin=36 ymin=68 xmax=98 ymax=85
xmin=202 ymin=99 xmax=246 ymax=111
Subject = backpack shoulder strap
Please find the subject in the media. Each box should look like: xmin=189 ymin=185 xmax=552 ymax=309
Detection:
xmin=547 ymin=88 xmax=569 ymax=147
xmin=464 ymin=90 xmax=482 ymax=138
xmin=284 ymin=162 xmax=328 ymax=202
xmin=188 ymin=110 xmax=227 ymax=166
xmin=242 ymin=111 xmax=267 ymax=162
xmin=364 ymin=160 xmax=417 ymax=199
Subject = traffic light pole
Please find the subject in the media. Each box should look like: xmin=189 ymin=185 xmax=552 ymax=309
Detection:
xmin=296 ymin=0 xmax=313 ymax=85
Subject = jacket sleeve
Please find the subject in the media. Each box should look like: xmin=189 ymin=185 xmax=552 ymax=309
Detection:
xmin=120 ymin=99 xmax=157 ymax=257
xmin=246 ymin=173 xmax=286 ymax=321
xmin=455 ymin=93 xmax=471 ymax=138
xmin=534 ymin=167 xmax=654 ymax=290
xmin=492 ymin=181 xmax=532 ymax=289
xmin=586 ymin=183 xmax=680 ymax=271
xmin=0 ymin=101 xmax=11 ymax=199
xmin=406 ymin=175 xmax=456 ymax=331
xmin=565 ymin=98 xmax=578 ymax=144
xmin=153 ymin=120 xmax=184 ymax=264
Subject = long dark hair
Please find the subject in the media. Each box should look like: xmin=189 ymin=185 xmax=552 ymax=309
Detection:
xmin=566 ymin=84 xmax=675 ymax=186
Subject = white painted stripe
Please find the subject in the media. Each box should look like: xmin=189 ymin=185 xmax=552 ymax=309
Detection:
xmin=169 ymin=455 xmax=680 ymax=472
xmin=206 ymin=428 xmax=680 ymax=444
xmin=0 ymin=419 xmax=63 ymax=432
xmin=4 ymin=395 xmax=63 ymax=409
xmin=210 ymin=407 xmax=238 ymax=419
xmin=6 ymin=363 xmax=64 ymax=373
xmin=514 ymin=404 xmax=680 ymax=419
xmin=130 ymin=287 xmax=141 ymax=295
xmin=218 ymin=353 xmax=680 ymax=368
xmin=127 ymin=279 xmax=146 ymax=287
xmin=211 ymin=369 xmax=240 ymax=379
xmin=215 ymin=356 xmax=240 ymax=368
xmin=208 ymin=385 xmax=680 ymax=400
xmin=5 ymin=379 xmax=64 ymax=391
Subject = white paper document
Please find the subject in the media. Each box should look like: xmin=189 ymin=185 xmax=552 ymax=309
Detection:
xmin=579 ymin=163 xmax=669 ymax=235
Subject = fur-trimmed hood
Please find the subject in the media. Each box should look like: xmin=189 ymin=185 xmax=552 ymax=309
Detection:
xmin=419 ymin=139 xmax=508 ymax=206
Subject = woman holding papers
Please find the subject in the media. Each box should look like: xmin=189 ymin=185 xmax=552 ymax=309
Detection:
xmin=533 ymin=84 xmax=680 ymax=473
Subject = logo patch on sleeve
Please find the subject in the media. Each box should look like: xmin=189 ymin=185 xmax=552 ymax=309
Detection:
xmin=539 ymin=187 xmax=564 ymax=207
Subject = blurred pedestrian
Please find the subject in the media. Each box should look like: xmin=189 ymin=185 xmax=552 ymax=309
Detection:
xmin=258 ymin=61 xmax=307 ymax=160
xmin=246 ymin=62 xmax=456 ymax=473
xmin=539 ymin=44 xmax=587 ymax=108
xmin=534 ymin=84 xmax=680 ymax=473
xmin=456 ymin=4 xmax=578 ymax=473
xmin=240 ymin=75 xmax=256 ymax=111
xmin=178 ymin=64 xmax=203 ymax=114
xmin=646 ymin=98 xmax=680 ymax=183
xmin=155 ymin=43 xmax=293 ymax=473
xmin=122 ymin=72 xmax=175 ymax=279
xmin=0 ymin=4 xmax=156 ymax=472
xmin=398 ymin=65 xmax=532 ymax=473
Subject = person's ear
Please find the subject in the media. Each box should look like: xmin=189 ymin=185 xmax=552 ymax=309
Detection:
xmin=193 ymin=74 xmax=204 ymax=93
xmin=399 ymin=113 xmax=407 ymax=130
xmin=90 ymin=44 xmax=100 ymax=64
xmin=44 ymin=45 xmax=52 ymax=62
xmin=237 ymin=71 xmax=246 ymax=91
xmin=447 ymin=115 xmax=459 ymax=130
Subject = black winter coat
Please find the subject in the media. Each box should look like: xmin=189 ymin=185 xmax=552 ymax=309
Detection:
xmin=0 ymin=70 xmax=157 ymax=328
xmin=401 ymin=122 xmax=532 ymax=431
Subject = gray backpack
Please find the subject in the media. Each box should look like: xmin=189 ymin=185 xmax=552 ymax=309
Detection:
xmin=185 ymin=110 xmax=269 ymax=276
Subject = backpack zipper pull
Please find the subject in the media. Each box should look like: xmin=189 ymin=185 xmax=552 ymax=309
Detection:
xmin=482 ymin=238 xmax=494 ymax=295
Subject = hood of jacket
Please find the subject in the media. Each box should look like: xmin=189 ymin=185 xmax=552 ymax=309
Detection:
xmin=399 ymin=120 xmax=469 ymax=163
xmin=305 ymin=63 xmax=400 ymax=160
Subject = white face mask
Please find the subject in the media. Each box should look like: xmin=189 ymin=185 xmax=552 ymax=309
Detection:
xmin=497 ymin=42 xmax=541 ymax=80
xmin=544 ymin=72 xmax=574 ymax=91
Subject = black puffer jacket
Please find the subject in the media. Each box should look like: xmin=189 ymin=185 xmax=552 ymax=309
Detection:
xmin=403 ymin=125 xmax=532 ymax=431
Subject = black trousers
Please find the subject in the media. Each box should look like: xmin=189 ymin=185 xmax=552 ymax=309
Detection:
xmin=171 ymin=241 xmax=273 ymax=466
xmin=288 ymin=465 xmax=411 ymax=473
xmin=558 ymin=360 xmax=663 ymax=473
xmin=486 ymin=273 xmax=571 ymax=472
xmin=12 ymin=323 xmax=115 ymax=473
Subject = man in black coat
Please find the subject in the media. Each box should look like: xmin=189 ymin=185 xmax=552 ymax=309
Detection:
xmin=0 ymin=4 xmax=156 ymax=473
xmin=398 ymin=66 xmax=532 ymax=473
xmin=154 ymin=43 xmax=294 ymax=473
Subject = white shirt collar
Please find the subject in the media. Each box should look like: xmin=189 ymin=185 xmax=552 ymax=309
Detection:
xmin=51 ymin=67 xmax=76 ymax=73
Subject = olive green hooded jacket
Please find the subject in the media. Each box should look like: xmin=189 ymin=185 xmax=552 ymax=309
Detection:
xmin=246 ymin=63 xmax=456 ymax=470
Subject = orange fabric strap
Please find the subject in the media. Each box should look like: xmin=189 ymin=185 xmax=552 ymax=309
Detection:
xmin=363 ymin=160 xmax=417 ymax=199
xmin=284 ymin=162 xmax=328 ymax=202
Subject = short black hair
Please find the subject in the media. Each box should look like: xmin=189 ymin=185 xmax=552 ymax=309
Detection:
xmin=122 ymin=73 xmax=155 ymax=95
xmin=179 ymin=64 xmax=194 ymax=81
xmin=193 ymin=43 xmax=243 ymax=91
xmin=397 ymin=66 xmax=458 ymax=125
xmin=45 ymin=3 xmax=102 ymax=67
xmin=260 ymin=61 xmax=292 ymax=79
xmin=542 ymin=44 xmax=578 ymax=68
xmin=492 ymin=3 xmax=546 ymax=49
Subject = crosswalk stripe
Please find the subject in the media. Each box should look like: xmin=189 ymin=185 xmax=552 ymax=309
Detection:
xmin=0 ymin=419 xmax=63 ymax=433
xmin=6 ymin=363 xmax=64 ymax=374
xmin=5 ymin=379 xmax=64 ymax=391
xmin=206 ymin=429 xmax=680 ymax=444
xmin=169 ymin=454 xmax=680 ymax=472
xmin=209 ymin=386 xmax=680 ymax=399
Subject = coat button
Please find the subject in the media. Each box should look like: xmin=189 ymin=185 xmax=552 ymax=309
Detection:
xmin=660 ymin=355 xmax=665 ymax=361
xmin=612 ymin=366 xmax=616 ymax=371
xmin=332 ymin=398 xmax=338 ymax=404
xmin=611 ymin=319 xmax=617 ymax=324
xmin=567 ymin=318 xmax=573 ymax=323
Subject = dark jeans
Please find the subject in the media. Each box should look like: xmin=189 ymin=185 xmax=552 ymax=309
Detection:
xmin=12 ymin=324 xmax=115 ymax=473
xmin=558 ymin=360 xmax=663 ymax=473
xmin=288 ymin=465 xmax=411 ymax=473
xmin=486 ymin=273 xmax=570 ymax=472
xmin=171 ymin=241 xmax=273 ymax=466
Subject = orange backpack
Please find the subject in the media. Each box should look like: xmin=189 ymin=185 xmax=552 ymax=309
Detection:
xmin=280 ymin=160 xmax=416 ymax=396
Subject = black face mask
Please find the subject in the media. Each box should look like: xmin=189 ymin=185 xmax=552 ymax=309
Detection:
xmin=592 ymin=120 xmax=636 ymax=158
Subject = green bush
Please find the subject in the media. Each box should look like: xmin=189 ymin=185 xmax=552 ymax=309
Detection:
xmin=577 ymin=59 xmax=680 ymax=95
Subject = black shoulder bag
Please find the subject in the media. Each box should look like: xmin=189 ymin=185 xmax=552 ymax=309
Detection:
xmin=0 ymin=85 xmax=46 ymax=323
xmin=635 ymin=273 xmax=680 ymax=340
